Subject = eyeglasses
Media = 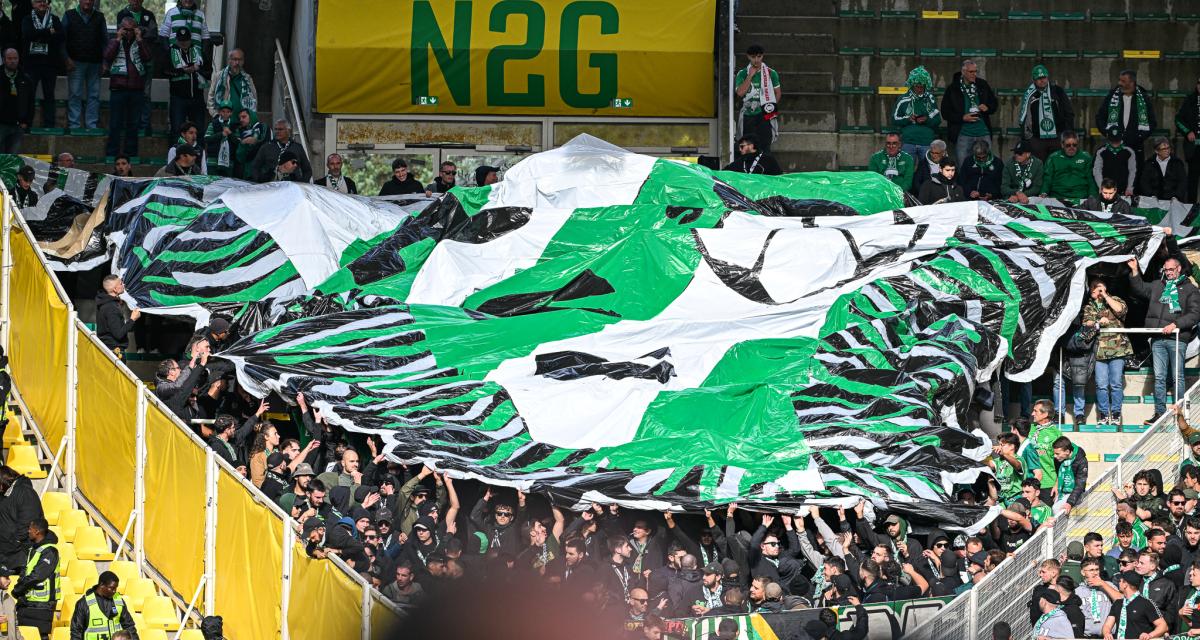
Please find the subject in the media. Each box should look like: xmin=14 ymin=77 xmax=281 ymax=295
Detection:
xmin=495 ymin=511 xmax=513 ymax=518
xmin=631 ymin=597 xmax=648 ymax=604
xmin=762 ymin=541 xmax=780 ymax=547
xmin=885 ymin=142 xmax=901 ymax=147
xmin=1063 ymin=143 xmax=1078 ymax=148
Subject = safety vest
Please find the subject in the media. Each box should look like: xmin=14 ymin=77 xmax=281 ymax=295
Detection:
xmin=82 ymin=592 xmax=128 ymax=640
xmin=21 ymin=543 xmax=59 ymax=604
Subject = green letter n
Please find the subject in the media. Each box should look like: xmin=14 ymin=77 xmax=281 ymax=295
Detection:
xmin=411 ymin=0 xmax=473 ymax=105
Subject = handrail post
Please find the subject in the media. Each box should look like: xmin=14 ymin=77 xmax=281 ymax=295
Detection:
xmin=38 ymin=437 xmax=68 ymax=497
xmin=1 ymin=188 xmax=12 ymax=353
xmin=65 ymin=310 xmax=77 ymax=497
xmin=726 ymin=0 xmax=735 ymax=162
xmin=172 ymin=575 xmax=207 ymax=640
xmin=204 ymin=448 xmax=217 ymax=616
xmin=134 ymin=382 xmax=146 ymax=568
xmin=281 ymin=520 xmax=294 ymax=640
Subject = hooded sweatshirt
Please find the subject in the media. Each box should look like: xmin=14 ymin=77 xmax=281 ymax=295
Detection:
xmin=892 ymin=66 xmax=942 ymax=146
xmin=918 ymin=173 xmax=965 ymax=205
xmin=95 ymin=291 xmax=136 ymax=350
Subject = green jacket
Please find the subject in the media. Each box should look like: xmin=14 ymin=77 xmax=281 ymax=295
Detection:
xmin=891 ymin=94 xmax=943 ymax=146
xmin=868 ymin=150 xmax=915 ymax=191
xmin=1001 ymin=156 xmax=1044 ymax=197
xmin=1041 ymin=150 xmax=1098 ymax=201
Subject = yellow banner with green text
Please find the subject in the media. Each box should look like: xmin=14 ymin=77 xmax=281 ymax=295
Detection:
xmin=316 ymin=0 xmax=716 ymax=117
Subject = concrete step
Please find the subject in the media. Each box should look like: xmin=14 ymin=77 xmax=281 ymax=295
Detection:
xmin=736 ymin=33 xmax=835 ymax=55
xmin=777 ymin=71 xmax=835 ymax=94
xmin=21 ymin=132 xmax=173 ymax=161
xmin=749 ymin=53 xmax=839 ymax=75
xmin=739 ymin=0 xmax=837 ymax=16
xmin=37 ymin=100 xmax=173 ymax=130
xmin=777 ymin=110 xmax=837 ymax=131
xmin=773 ymin=150 xmax=838 ymax=172
xmin=777 ymin=93 xmax=837 ymax=113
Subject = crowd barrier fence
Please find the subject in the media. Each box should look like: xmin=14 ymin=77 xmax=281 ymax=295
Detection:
xmin=905 ymin=377 xmax=1196 ymax=639
xmin=0 ymin=189 xmax=404 ymax=639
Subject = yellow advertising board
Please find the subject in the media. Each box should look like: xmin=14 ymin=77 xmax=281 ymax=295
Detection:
xmin=316 ymin=0 xmax=716 ymax=117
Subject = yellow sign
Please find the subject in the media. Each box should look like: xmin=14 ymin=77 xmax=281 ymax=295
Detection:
xmin=316 ymin=0 xmax=716 ymax=117
xmin=878 ymin=86 xmax=907 ymax=95
xmin=921 ymin=10 xmax=959 ymax=19
xmin=1123 ymin=50 xmax=1161 ymax=59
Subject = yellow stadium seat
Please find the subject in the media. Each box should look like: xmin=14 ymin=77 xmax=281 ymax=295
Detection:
xmin=6 ymin=445 xmax=45 ymax=479
xmin=108 ymin=560 xmax=138 ymax=590
xmin=179 ymin=629 xmax=205 ymax=640
xmin=131 ymin=611 xmax=144 ymax=627
xmin=41 ymin=492 xmax=71 ymax=526
xmin=58 ymin=576 xmax=75 ymax=599
xmin=140 ymin=629 xmax=170 ymax=640
xmin=3 ymin=418 xmax=25 ymax=447
xmin=18 ymin=627 xmax=41 ymax=640
xmin=51 ymin=627 xmax=69 ymax=640
xmin=65 ymin=559 xmax=97 ymax=590
xmin=56 ymin=543 xmax=76 ymax=576
xmin=141 ymin=595 xmax=179 ymax=631
xmin=56 ymin=510 xmax=88 ymax=543
xmin=56 ymin=592 xmax=81 ymax=623
xmin=72 ymin=526 xmax=113 ymax=561
xmin=124 ymin=577 xmax=156 ymax=611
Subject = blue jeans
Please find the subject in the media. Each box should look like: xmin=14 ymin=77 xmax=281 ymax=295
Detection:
xmin=902 ymin=143 xmax=929 ymax=165
xmin=955 ymin=134 xmax=991 ymax=165
xmin=106 ymin=89 xmax=143 ymax=157
xmin=1000 ymin=379 xmax=1032 ymax=420
xmin=1052 ymin=371 xmax=1087 ymax=418
xmin=67 ymin=61 xmax=101 ymax=128
xmin=1094 ymin=358 xmax=1126 ymax=417
xmin=1151 ymin=337 xmax=1185 ymax=415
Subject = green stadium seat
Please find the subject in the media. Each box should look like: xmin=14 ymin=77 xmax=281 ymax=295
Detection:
xmin=880 ymin=10 xmax=917 ymax=19
xmin=1002 ymin=127 xmax=1024 ymax=137
xmin=1008 ymin=11 xmax=1043 ymax=20
xmin=878 ymin=48 xmax=915 ymax=56
xmin=29 ymin=127 xmax=64 ymax=136
xmin=1075 ymin=88 xmax=1110 ymax=97
xmin=1177 ymin=13 xmax=1200 ymax=21
xmin=837 ymin=126 xmax=875 ymax=134
xmin=1077 ymin=423 xmax=1119 ymax=433
xmin=838 ymin=10 xmax=874 ymax=18
xmin=996 ymin=89 xmax=1025 ymax=97
xmin=839 ymin=165 xmax=869 ymax=171
xmin=1132 ymin=12 xmax=1170 ymax=21
xmin=961 ymin=48 xmax=997 ymax=58
xmin=838 ymin=86 xmax=873 ymax=94
xmin=919 ymin=48 xmax=956 ymax=57
xmin=1001 ymin=49 xmax=1037 ymax=58
xmin=1103 ymin=453 xmax=1121 ymax=463
xmin=963 ymin=11 xmax=1000 ymax=20
xmin=1082 ymin=50 xmax=1119 ymax=58
xmin=1049 ymin=12 xmax=1085 ymax=21
xmin=1042 ymin=50 xmax=1079 ymax=58
xmin=1166 ymin=51 xmax=1200 ymax=59
xmin=838 ymin=47 xmax=874 ymax=56
xmin=1091 ymin=11 xmax=1127 ymax=21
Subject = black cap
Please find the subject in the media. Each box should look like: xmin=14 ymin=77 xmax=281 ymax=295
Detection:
xmin=1120 ymin=571 xmax=1144 ymax=590
xmin=208 ymin=317 xmax=231 ymax=334
xmin=302 ymin=517 xmax=324 ymax=535
xmin=16 ymin=165 xmax=34 ymax=180
xmin=411 ymin=485 xmax=431 ymax=497
xmin=1038 ymin=586 xmax=1061 ymax=605
xmin=474 ymin=165 xmax=499 ymax=186
xmin=175 ymin=27 xmax=192 ymax=40
xmin=175 ymin=143 xmax=198 ymax=157
xmin=968 ymin=551 xmax=987 ymax=567
xmin=413 ymin=516 xmax=435 ymax=532
xmin=277 ymin=150 xmax=299 ymax=166
xmin=1106 ymin=126 xmax=1123 ymax=141
xmin=702 ymin=562 xmax=722 ymax=575
xmin=825 ymin=574 xmax=854 ymax=594
xmin=266 ymin=452 xmax=286 ymax=468
xmin=1013 ymin=140 xmax=1031 ymax=155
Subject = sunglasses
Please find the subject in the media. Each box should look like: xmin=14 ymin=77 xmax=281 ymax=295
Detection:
xmin=934 ymin=542 xmax=948 ymax=548
xmin=631 ymin=597 xmax=648 ymax=604
xmin=1173 ymin=501 xmax=1187 ymax=506
xmin=495 ymin=511 xmax=513 ymax=518
xmin=1063 ymin=143 xmax=1079 ymax=148
xmin=442 ymin=170 xmax=457 ymax=175
xmin=763 ymin=541 xmax=780 ymax=547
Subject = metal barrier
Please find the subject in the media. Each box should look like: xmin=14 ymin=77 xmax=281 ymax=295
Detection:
xmin=273 ymin=37 xmax=310 ymax=159
xmin=905 ymin=374 xmax=1196 ymax=639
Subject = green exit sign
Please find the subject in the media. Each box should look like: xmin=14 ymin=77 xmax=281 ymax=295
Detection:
xmin=416 ymin=96 xmax=440 ymax=106
xmin=612 ymin=98 xmax=633 ymax=108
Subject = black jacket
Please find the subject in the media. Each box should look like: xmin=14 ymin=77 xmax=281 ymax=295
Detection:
xmin=1138 ymin=155 xmax=1189 ymax=202
xmin=0 ymin=68 xmax=33 ymax=127
xmin=957 ymin=155 xmax=1004 ymax=200
xmin=918 ymin=173 xmax=965 ymax=205
xmin=1082 ymin=194 xmax=1133 ymax=217
xmin=0 ymin=476 xmax=43 ymax=569
xmin=94 ymin=291 xmax=135 ymax=350
xmin=940 ymin=72 xmax=998 ymax=142
xmin=206 ymin=434 xmax=239 ymax=468
xmin=20 ymin=12 xmax=64 ymax=67
xmin=1095 ymin=85 xmax=1157 ymax=151
xmin=11 ymin=530 xmax=56 ymax=605
xmin=748 ymin=525 xmax=808 ymax=595
xmin=154 ymin=362 xmax=206 ymax=422
xmin=910 ymin=151 xmax=939 ymax=196
xmin=1177 ymin=91 xmax=1200 ymax=162
xmin=61 ymin=7 xmax=106 ymax=63
xmin=1096 ymin=145 xmax=1137 ymax=194
xmin=1019 ymin=84 xmax=1074 ymax=141
xmin=70 ymin=586 xmax=138 ymax=640
xmin=425 ymin=177 xmax=454 ymax=194
xmin=251 ymin=139 xmax=312 ymax=183
xmin=723 ymin=152 xmax=782 ymax=175
xmin=314 ymin=174 xmax=358 ymax=194
xmin=378 ymin=175 xmax=424 ymax=196
xmin=1128 ymin=271 xmax=1200 ymax=343
xmin=1053 ymin=443 xmax=1089 ymax=507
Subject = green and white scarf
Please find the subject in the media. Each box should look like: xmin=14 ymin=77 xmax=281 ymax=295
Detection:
xmin=1142 ymin=571 xmax=1158 ymax=597
xmin=1161 ymin=274 xmax=1185 ymax=313
xmin=1056 ymin=445 xmax=1078 ymax=496
xmin=1017 ymin=64 xmax=1056 ymax=138
xmin=1033 ymin=607 xmax=1060 ymax=638
xmin=109 ymin=40 xmax=144 ymax=78
xmin=1013 ymin=160 xmax=1034 ymax=191
xmin=885 ymin=153 xmax=901 ymax=173
xmin=973 ymin=155 xmax=995 ymax=172
xmin=1087 ymin=587 xmax=1104 ymax=622
xmin=170 ymin=42 xmax=205 ymax=85
xmin=1106 ymin=86 xmax=1151 ymax=134
xmin=1118 ymin=595 xmax=1139 ymax=637
xmin=812 ymin=571 xmax=827 ymax=600
xmin=211 ymin=67 xmax=258 ymax=113
xmin=961 ymin=77 xmax=980 ymax=112
xmin=207 ymin=116 xmax=233 ymax=168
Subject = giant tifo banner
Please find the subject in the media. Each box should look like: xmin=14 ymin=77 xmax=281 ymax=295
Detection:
xmin=314 ymin=0 xmax=716 ymax=116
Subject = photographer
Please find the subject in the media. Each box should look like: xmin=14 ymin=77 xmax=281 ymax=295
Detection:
xmin=102 ymin=17 xmax=150 ymax=159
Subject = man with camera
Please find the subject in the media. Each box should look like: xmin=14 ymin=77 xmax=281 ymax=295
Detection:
xmin=102 ymin=17 xmax=150 ymax=158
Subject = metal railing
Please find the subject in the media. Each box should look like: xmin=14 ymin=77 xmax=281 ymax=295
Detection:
xmin=273 ymin=37 xmax=310 ymax=159
xmin=905 ymin=374 xmax=1195 ymax=639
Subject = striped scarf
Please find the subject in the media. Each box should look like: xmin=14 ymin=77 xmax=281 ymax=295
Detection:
xmin=1107 ymin=87 xmax=1151 ymax=134
xmin=1161 ymin=274 xmax=1185 ymax=313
